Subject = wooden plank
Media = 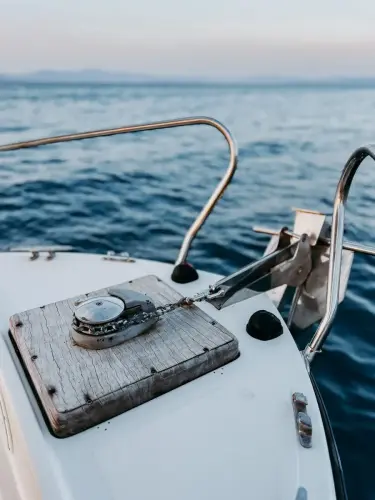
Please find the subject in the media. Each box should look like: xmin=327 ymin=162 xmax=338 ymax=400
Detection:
xmin=9 ymin=275 xmax=239 ymax=438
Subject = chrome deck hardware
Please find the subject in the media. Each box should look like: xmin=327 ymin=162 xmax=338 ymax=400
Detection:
xmin=2 ymin=119 xmax=374 ymax=369
xmin=292 ymin=392 xmax=312 ymax=448
xmin=303 ymin=146 xmax=375 ymax=364
xmin=253 ymin=209 xmax=355 ymax=331
xmin=252 ymin=146 xmax=375 ymax=366
xmin=203 ymin=194 xmax=375 ymax=366
xmin=253 ymin=225 xmax=375 ymax=257
xmin=0 ymin=117 xmax=237 ymax=281
xmin=8 ymin=245 xmax=74 ymax=260
xmin=72 ymin=287 xmax=158 ymax=349
xmin=103 ymin=251 xmax=136 ymax=262
xmin=206 ymin=228 xmax=312 ymax=310
xmin=197 ymin=207 xmax=357 ymax=332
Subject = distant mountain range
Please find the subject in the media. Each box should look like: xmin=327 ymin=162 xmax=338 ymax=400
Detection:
xmin=2 ymin=70 xmax=375 ymax=86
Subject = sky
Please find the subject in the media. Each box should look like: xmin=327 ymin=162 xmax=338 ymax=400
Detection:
xmin=2 ymin=0 xmax=375 ymax=78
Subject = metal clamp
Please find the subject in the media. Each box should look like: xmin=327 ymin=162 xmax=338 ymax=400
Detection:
xmin=0 ymin=117 xmax=238 ymax=270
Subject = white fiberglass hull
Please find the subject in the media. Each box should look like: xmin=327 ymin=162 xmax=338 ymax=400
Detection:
xmin=0 ymin=252 xmax=336 ymax=500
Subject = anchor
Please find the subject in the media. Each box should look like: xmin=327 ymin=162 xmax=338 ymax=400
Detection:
xmin=206 ymin=207 xmax=375 ymax=332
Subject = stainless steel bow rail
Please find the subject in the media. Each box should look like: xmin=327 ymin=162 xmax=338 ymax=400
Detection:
xmin=2 ymin=117 xmax=374 ymax=367
xmin=0 ymin=116 xmax=238 ymax=280
xmin=251 ymin=146 xmax=375 ymax=366
xmin=303 ymin=146 xmax=375 ymax=365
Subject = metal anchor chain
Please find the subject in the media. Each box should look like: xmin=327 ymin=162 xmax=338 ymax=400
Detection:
xmin=72 ymin=287 xmax=225 ymax=337
xmin=73 ymin=229 xmax=312 ymax=339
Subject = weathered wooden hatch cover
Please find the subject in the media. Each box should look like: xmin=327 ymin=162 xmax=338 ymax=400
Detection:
xmin=9 ymin=275 xmax=239 ymax=438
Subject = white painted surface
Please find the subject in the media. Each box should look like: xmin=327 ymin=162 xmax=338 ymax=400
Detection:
xmin=0 ymin=252 xmax=336 ymax=500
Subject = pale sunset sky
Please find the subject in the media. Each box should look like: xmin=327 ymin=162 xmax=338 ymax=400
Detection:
xmin=1 ymin=0 xmax=375 ymax=78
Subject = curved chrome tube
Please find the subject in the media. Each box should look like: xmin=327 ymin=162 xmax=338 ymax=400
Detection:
xmin=303 ymin=145 xmax=375 ymax=365
xmin=0 ymin=116 xmax=238 ymax=266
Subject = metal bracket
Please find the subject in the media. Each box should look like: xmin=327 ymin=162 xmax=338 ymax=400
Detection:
xmin=206 ymin=233 xmax=312 ymax=310
xmin=291 ymin=244 xmax=354 ymax=329
xmin=254 ymin=208 xmax=355 ymax=330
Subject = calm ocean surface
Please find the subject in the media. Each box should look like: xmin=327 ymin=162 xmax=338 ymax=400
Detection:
xmin=1 ymin=81 xmax=375 ymax=498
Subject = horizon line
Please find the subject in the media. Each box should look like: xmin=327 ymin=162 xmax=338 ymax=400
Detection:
xmin=3 ymin=70 xmax=375 ymax=85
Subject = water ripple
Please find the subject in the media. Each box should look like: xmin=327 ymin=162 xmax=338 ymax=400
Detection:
xmin=1 ymin=82 xmax=375 ymax=499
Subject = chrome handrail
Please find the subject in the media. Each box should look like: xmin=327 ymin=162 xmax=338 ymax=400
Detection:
xmin=303 ymin=146 xmax=375 ymax=365
xmin=0 ymin=116 xmax=238 ymax=267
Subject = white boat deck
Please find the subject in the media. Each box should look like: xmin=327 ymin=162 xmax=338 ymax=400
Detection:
xmin=0 ymin=252 xmax=336 ymax=500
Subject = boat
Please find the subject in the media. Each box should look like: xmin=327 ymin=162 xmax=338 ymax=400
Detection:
xmin=0 ymin=116 xmax=372 ymax=500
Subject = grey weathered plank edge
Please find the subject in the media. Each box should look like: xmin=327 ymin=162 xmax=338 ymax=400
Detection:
xmin=51 ymin=340 xmax=238 ymax=437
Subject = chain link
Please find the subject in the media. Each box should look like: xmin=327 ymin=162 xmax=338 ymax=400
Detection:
xmin=72 ymin=288 xmax=224 ymax=337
